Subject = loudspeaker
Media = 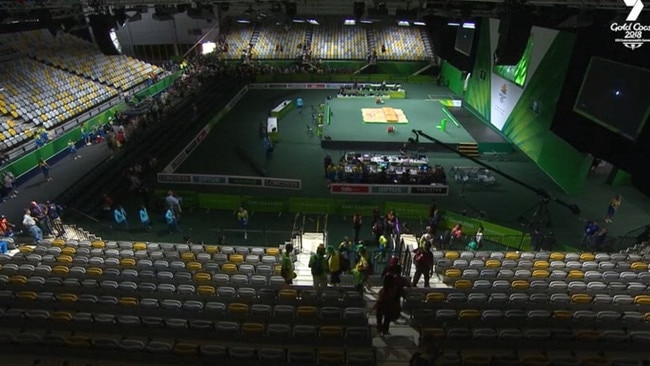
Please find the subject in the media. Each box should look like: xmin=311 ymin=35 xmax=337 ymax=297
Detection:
xmin=494 ymin=11 xmax=532 ymax=65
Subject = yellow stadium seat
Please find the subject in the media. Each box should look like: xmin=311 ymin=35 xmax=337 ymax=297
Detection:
xmin=241 ymin=322 xmax=265 ymax=336
xmin=194 ymin=272 xmax=211 ymax=283
xmin=53 ymin=266 xmax=69 ymax=275
xmin=631 ymin=262 xmax=648 ymax=271
xmin=550 ymin=252 xmax=565 ymax=261
xmin=119 ymin=297 xmax=138 ymax=306
xmin=553 ymin=310 xmax=572 ymax=320
xmin=229 ymin=254 xmax=244 ymax=263
xmin=425 ymin=292 xmax=446 ymax=303
xmin=133 ymin=242 xmax=146 ymax=251
xmin=485 ymin=259 xmax=501 ymax=268
xmin=511 ymin=280 xmax=530 ymax=289
xmin=266 ymin=247 xmax=280 ymax=256
xmin=444 ymin=251 xmax=459 ymax=260
xmin=320 ymin=325 xmax=343 ymax=338
xmin=61 ymin=247 xmax=76 ymax=256
xmin=279 ymin=289 xmax=298 ymax=299
xmin=532 ymin=270 xmax=550 ymax=278
xmin=19 ymin=246 xmax=33 ymax=253
xmin=579 ymin=253 xmax=595 ymax=261
xmin=120 ymin=258 xmax=136 ymax=267
xmin=87 ymin=267 xmax=103 ymax=276
xmin=571 ymin=294 xmax=593 ymax=304
xmin=9 ymin=275 xmax=27 ymax=284
xmin=568 ymin=270 xmax=584 ymax=279
xmin=319 ymin=349 xmax=345 ymax=364
xmin=174 ymin=343 xmax=198 ymax=356
xmin=66 ymin=335 xmax=90 ymax=348
xmin=197 ymin=285 xmax=216 ymax=296
xmin=459 ymin=309 xmax=481 ymax=320
xmin=533 ymin=260 xmax=550 ymax=269
xmin=57 ymin=293 xmax=78 ymax=303
xmin=504 ymin=252 xmax=520 ymax=260
xmin=181 ymin=252 xmax=196 ymax=262
xmin=205 ymin=245 xmax=219 ymax=254
xmin=220 ymin=263 xmax=237 ymax=273
xmin=445 ymin=268 xmax=462 ymax=277
xmin=187 ymin=262 xmax=202 ymax=271
xmin=298 ymin=306 xmax=318 ymax=318
xmin=644 ymin=313 xmax=650 ymax=321
xmin=454 ymin=280 xmax=472 ymax=289
xmin=464 ymin=355 xmax=492 ymax=366
xmin=91 ymin=240 xmax=105 ymax=248
xmin=227 ymin=303 xmax=249 ymax=314
xmin=574 ymin=330 xmax=600 ymax=342
xmin=51 ymin=311 xmax=73 ymax=321
xmin=274 ymin=264 xmax=283 ymax=275
xmin=52 ymin=238 xmax=66 ymax=247
xmin=16 ymin=291 xmax=38 ymax=301
xmin=420 ymin=327 xmax=445 ymax=341
xmin=634 ymin=295 xmax=650 ymax=305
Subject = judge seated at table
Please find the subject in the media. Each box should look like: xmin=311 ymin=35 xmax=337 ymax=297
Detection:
xmin=375 ymin=97 xmax=384 ymax=105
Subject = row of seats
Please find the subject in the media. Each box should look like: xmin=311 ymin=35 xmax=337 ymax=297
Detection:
xmin=428 ymin=278 xmax=650 ymax=293
xmin=406 ymin=290 xmax=650 ymax=307
xmin=437 ymin=259 xmax=649 ymax=272
xmin=41 ymin=238 xmax=282 ymax=256
xmin=373 ymin=26 xmax=432 ymax=60
xmin=222 ymin=27 xmax=254 ymax=59
xmin=418 ymin=325 xmax=650 ymax=348
xmin=2 ymin=30 xmax=159 ymax=90
xmin=443 ymin=268 xmax=650 ymax=281
xmin=0 ymin=331 xmax=376 ymax=364
xmin=410 ymin=308 xmax=650 ymax=329
xmin=0 ymin=307 xmax=370 ymax=344
xmin=254 ymin=25 xmax=306 ymax=59
xmin=10 ymin=247 xmax=281 ymax=265
xmin=0 ymin=293 xmax=365 ymax=322
xmin=311 ymin=24 xmax=368 ymax=60
xmin=434 ymin=250 xmax=649 ymax=263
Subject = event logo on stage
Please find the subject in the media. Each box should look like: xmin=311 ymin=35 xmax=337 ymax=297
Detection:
xmin=498 ymin=83 xmax=507 ymax=103
xmin=610 ymin=0 xmax=648 ymax=50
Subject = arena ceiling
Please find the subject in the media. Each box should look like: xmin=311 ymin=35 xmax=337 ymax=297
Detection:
xmin=0 ymin=0 xmax=631 ymax=19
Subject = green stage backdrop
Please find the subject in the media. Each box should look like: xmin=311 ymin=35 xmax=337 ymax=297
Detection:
xmin=462 ymin=18 xmax=590 ymax=195
xmin=440 ymin=60 xmax=465 ymax=96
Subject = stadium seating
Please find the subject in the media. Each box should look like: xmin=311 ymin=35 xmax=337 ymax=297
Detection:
xmin=373 ymin=26 xmax=432 ymax=61
xmin=311 ymin=24 xmax=367 ymax=60
xmin=221 ymin=26 xmax=255 ymax=59
xmin=0 ymin=239 xmax=375 ymax=365
xmin=0 ymin=30 xmax=160 ymax=91
xmin=254 ymin=24 xmax=306 ymax=59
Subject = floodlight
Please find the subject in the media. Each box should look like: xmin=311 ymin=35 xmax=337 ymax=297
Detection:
xmin=344 ymin=19 xmax=356 ymax=25
xmin=397 ymin=20 xmax=409 ymax=26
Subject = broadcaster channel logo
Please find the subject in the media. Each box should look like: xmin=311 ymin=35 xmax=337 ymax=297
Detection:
xmin=610 ymin=0 xmax=648 ymax=50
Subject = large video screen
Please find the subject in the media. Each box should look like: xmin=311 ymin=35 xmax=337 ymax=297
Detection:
xmin=492 ymin=35 xmax=534 ymax=87
xmin=454 ymin=23 xmax=475 ymax=56
xmin=574 ymin=57 xmax=650 ymax=140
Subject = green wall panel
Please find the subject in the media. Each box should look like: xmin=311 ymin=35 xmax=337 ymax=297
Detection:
xmin=384 ymin=201 xmax=429 ymax=220
xmin=501 ymin=32 xmax=588 ymax=195
xmin=464 ymin=18 xmax=491 ymax=122
xmin=440 ymin=60 xmax=464 ymax=96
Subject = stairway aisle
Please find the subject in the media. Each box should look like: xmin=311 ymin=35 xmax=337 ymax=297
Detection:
xmin=293 ymin=231 xmax=323 ymax=286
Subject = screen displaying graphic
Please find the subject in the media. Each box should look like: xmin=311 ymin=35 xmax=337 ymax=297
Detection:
xmin=492 ymin=35 xmax=534 ymax=87
xmin=454 ymin=24 xmax=475 ymax=56
xmin=574 ymin=57 xmax=650 ymax=140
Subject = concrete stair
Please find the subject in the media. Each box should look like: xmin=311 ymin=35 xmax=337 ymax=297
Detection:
xmin=458 ymin=142 xmax=480 ymax=158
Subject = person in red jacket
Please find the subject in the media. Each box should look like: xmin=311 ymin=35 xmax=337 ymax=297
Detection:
xmin=412 ymin=242 xmax=434 ymax=287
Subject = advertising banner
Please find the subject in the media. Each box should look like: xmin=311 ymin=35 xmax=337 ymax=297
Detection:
xmin=330 ymin=184 xmax=448 ymax=196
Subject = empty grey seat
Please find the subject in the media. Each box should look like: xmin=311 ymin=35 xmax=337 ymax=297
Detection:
xmin=447 ymin=327 xmax=472 ymax=340
xmin=623 ymin=312 xmax=644 ymax=322
xmin=238 ymin=287 xmax=257 ymax=298
xmin=220 ymin=246 xmax=234 ymax=254
xmin=117 ymin=315 xmax=141 ymax=326
xmin=472 ymin=280 xmax=491 ymax=290
xmin=293 ymin=324 xmax=317 ymax=339
xmin=490 ymin=252 xmax=505 ymax=260
xmin=627 ymin=282 xmax=647 ymax=292
xmin=119 ymin=338 xmax=146 ymax=351
xmin=530 ymin=280 xmax=549 ymax=290
xmin=190 ymin=244 xmax=204 ymax=253
xmin=213 ymin=253 xmax=228 ymax=263
xmin=215 ymin=321 xmax=240 ymax=335
xmin=197 ymin=253 xmax=212 ymax=262
xmin=137 ymin=259 xmax=153 ymax=268
xmin=567 ymin=281 xmax=587 ymax=291
xmin=467 ymin=293 xmax=488 ymax=303
xmin=462 ymin=269 xmax=479 ymax=278
xmin=620 ymin=271 xmax=638 ymax=280
xmin=482 ymin=309 xmax=504 ymax=321
xmin=146 ymin=340 xmax=173 ymax=354
xmin=165 ymin=252 xmax=180 ymax=260
xmin=105 ymin=257 xmax=120 ymax=266
xmin=170 ymin=261 xmax=185 ymax=270
xmin=239 ymin=264 xmax=255 ymax=275
xmin=593 ymin=294 xmax=613 ymax=304
xmin=550 ymin=293 xmax=570 ymax=304
xmin=288 ymin=349 xmax=315 ymax=363
xmin=213 ymin=273 xmax=230 ymax=285
xmin=529 ymin=293 xmax=549 ymax=303
xmin=460 ymin=251 xmax=474 ymax=260
xmin=231 ymin=274 xmax=249 ymax=285
xmin=121 ymin=269 xmax=138 ymax=279
xmin=147 ymin=243 xmax=161 ymax=251
xmin=267 ymin=323 xmax=291 ymax=338
xmin=549 ymin=281 xmax=568 ymax=290
xmin=150 ymin=251 xmax=164 ymax=260
xmin=573 ymin=310 xmax=596 ymax=321
xmin=501 ymin=260 xmax=517 ymax=268
xmin=205 ymin=302 xmax=226 ymax=313
xmin=200 ymin=345 xmax=227 ymax=357
xmin=436 ymin=309 xmax=457 ymax=321
xmin=259 ymin=348 xmax=285 ymax=362
xmin=189 ymin=319 xmax=213 ymax=329
xmin=134 ymin=251 xmax=148 ymax=259
xmin=157 ymin=284 xmax=176 ymax=293
xmin=157 ymin=271 xmax=174 ymax=281
xmin=183 ymin=300 xmax=204 ymax=311
xmin=597 ymin=311 xmax=621 ymax=321
xmin=138 ymin=282 xmax=157 ymax=292
xmin=602 ymin=330 xmax=628 ymax=343
xmin=251 ymin=275 xmax=268 ymax=285
xmin=217 ymin=286 xmax=236 ymax=298
xmin=160 ymin=243 xmax=175 ymax=251
xmin=446 ymin=293 xmax=467 ymax=303
xmin=509 ymin=293 xmax=529 ymax=303
xmin=518 ymin=260 xmax=533 ymax=269
xmin=473 ymin=328 xmax=497 ymax=341
xmin=230 ymin=347 xmax=257 ymax=360
xmin=524 ymin=328 xmax=552 ymax=340
xmin=141 ymin=298 xmax=159 ymax=308
xmin=469 ymin=259 xmax=485 ymax=268
xmin=166 ymin=318 xmax=188 ymax=329
xmin=94 ymin=314 xmax=116 ymax=325
xmin=514 ymin=269 xmax=531 ymax=278
xmin=177 ymin=284 xmax=196 ymax=295
xmin=453 ymin=259 xmax=469 ymax=269
xmin=492 ymin=280 xmax=510 ymax=289
xmin=261 ymin=255 xmax=277 ymax=264
xmin=488 ymin=293 xmax=508 ymax=304
xmin=161 ymin=299 xmax=182 ymax=310
xmin=629 ymin=331 xmax=650 ymax=343
xmin=245 ymin=255 xmax=260 ymax=264
xmin=497 ymin=270 xmax=514 ymax=279
xmin=251 ymin=304 xmax=272 ymax=317
xmin=274 ymin=305 xmax=295 ymax=317
xmin=613 ymin=295 xmax=634 ymax=305
xmin=479 ymin=269 xmax=498 ymax=278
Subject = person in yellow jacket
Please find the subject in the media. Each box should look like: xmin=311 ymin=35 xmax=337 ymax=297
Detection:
xmin=374 ymin=234 xmax=388 ymax=263
xmin=327 ymin=246 xmax=341 ymax=286
xmin=353 ymin=246 xmax=372 ymax=292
